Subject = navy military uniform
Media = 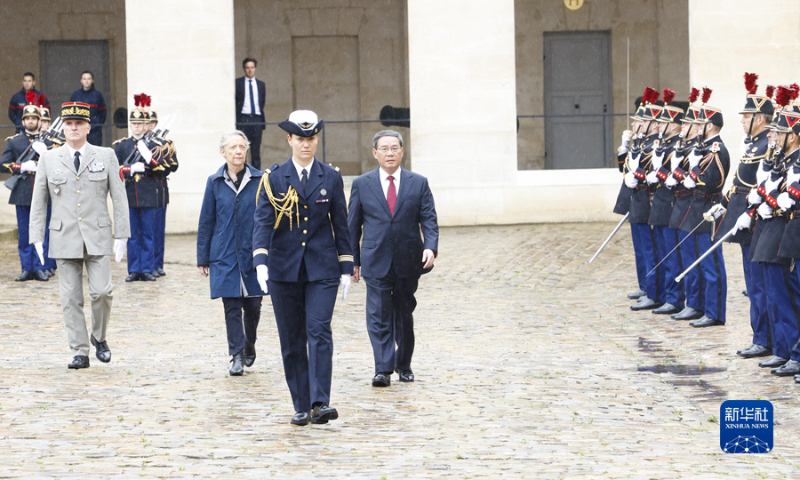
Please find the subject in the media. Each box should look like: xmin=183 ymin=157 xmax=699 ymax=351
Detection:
xmin=114 ymin=105 xmax=164 ymax=281
xmin=8 ymin=88 xmax=48 ymax=133
xmin=719 ymin=88 xmax=774 ymax=358
xmin=1 ymin=103 xmax=56 ymax=280
xmin=149 ymin=111 xmax=178 ymax=277
xmin=70 ymin=85 xmax=107 ymax=146
xmin=252 ymin=111 xmax=352 ymax=425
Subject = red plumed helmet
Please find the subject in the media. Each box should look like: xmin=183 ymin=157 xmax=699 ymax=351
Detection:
xmin=766 ymin=85 xmax=775 ymax=99
xmin=688 ymin=87 xmax=699 ymax=103
xmin=641 ymin=87 xmax=657 ymax=105
xmin=141 ymin=93 xmax=151 ymax=107
xmin=790 ymin=83 xmax=800 ymax=101
xmin=775 ymin=86 xmax=791 ymax=108
xmin=25 ymin=90 xmax=36 ymax=104
xmin=662 ymin=88 xmax=676 ymax=104
xmin=37 ymin=95 xmax=46 ymax=107
xmin=702 ymin=87 xmax=712 ymax=104
xmin=744 ymin=72 xmax=758 ymax=95
xmin=134 ymin=94 xmax=142 ymax=107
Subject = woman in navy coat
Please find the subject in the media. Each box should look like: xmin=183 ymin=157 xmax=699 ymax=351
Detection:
xmin=197 ymin=130 xmax=266 ymax=376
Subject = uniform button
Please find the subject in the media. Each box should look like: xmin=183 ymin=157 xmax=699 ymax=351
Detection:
xmin=77 ymin=190 xmax=80 ymax=194
xmin=78 ymin=217 xmax=82 ymax=221
xmin=303 ymin=230 xmax=307 ymax=234
xmin=301 ymin=242 xmax=306 ymax=247
xmin=303 ymin=205 xmax=307 ymax=209
xmin=76 ymin=176 xmax=80 ymax=180
xmin=304 ymin=217 xmax=308 ymax=221
xmin=77 ymin=203 xmax=81 ymax=207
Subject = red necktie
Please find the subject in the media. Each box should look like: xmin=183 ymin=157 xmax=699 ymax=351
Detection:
xmin=387 ymin=175 xmax=396 ymax=215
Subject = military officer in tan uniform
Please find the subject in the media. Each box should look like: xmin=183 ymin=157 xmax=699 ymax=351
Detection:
xmin=29 ymin=102 xmax=131 ymax=369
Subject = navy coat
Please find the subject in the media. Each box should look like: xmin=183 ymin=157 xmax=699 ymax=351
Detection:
xmin=197 ymin=163 xmax=266 ymax=299
xmin=70 ymin=85 xmax=107 ymax=127
xmin=348 ymin=167 xmax=439 ymax=279
xmin=1 ymin=132 xmax=54 ymax=206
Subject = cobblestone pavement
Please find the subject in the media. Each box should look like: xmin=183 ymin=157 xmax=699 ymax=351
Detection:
xmin=0 ymin=223 xmax=799 ymax=479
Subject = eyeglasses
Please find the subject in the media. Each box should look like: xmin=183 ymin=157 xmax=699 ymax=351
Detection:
xmin=377 ymin=146 xmax=402 ymax=153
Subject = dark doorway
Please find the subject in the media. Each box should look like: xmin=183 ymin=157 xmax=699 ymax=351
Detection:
xmin=543 ymin=31 xmax=612 ymax=169
xmin=39 ymin=40 xmax=111 ymax=145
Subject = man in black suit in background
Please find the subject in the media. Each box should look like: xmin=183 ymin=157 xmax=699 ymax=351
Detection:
xmin=348 ymin=130 xmax=439 ymax=387
xmin=235 ymin=58 xmax=266 ymax=170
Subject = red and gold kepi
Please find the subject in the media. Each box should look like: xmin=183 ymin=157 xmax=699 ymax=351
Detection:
xmin=768 ymin=110 xmax=800 ymax=135
xmin=697 ymin=105 xmax=724 ymax=127
xmin=61 ymin=102 xmax=91 ymax=121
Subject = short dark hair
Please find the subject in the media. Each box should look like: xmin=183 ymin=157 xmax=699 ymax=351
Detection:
xmin=756 ymin=113 xmax=772 ymax=125
xmin=81 ymin=71 xmax=94 ymax=79
xmin=23 ymin=72 xmax=34 ymax=80
xmin=242 ymin=58 xmax=257 ymax=69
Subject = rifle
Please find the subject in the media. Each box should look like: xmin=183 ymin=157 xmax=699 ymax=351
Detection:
xmin=122 ymin=129 xmax=161 ymax=167
xmin=13 ymin=117 xmax=64 ymax=165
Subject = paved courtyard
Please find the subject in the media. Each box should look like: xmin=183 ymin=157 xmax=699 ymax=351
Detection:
xmin=0 ymin=223 xmax=799 ymax=479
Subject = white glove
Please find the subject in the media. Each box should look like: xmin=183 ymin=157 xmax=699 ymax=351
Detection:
xmin=31 ymin=141 xmax=47 ymax=156
xmin=136 ymin=140 xmax=154 ymax=164
xmin=683 ymin=176 xmax=697 ymax=189
xmin=340 ymin=274 xmax=351 ymax=300
xmin=735 ymin=212 xmax=752 ymax=231
xmin=19 ymin=160 xmax=37 ymax=173
xmin=687 ymin=149 xmax=704 ymax=169
xmin=646 ymin=171 xmax=659 ymax=185
xmin=665 ymin=175 xmax=678 ymax=188
xmin=620 ymin=130 xmax=632 ymax=152
xmin=113 ymin=238 xmax=127 ymax=263
xmin=758 ymin=202 xmax=773 ymax=219
xmin=748 ymin=188 xmax=763 ymax=205
xmin=777 ymin=192 xmax=796 ymax=211
xmin=628 ymin=152 xmax=641 ymax=172
xmin=256 ymin=265 xmax=268 ymax=293
xmin=131 ymin=162 xmax=146 ymax=173
xmin=703 ymin=204 xmax=726 ymax=222
xmin=652 ymin=151 xmax=665 ymax=171
xmin=624 ymin=171 xmax=638 ymax=189
xmin=670 ymin=153 xmax=684 ymax=172
xmin=34 ymin=241 xmax=44 ymax=265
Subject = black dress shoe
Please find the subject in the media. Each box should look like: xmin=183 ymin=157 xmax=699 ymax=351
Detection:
xmin=49 ymin=268 xmax=57 ymax=277
xmin=90 ymin=334 xmax=111 ymax=363
xmin=33 ymin=270 xmax=49 ymax=282
xmin=671 ymin=307 xmax=704 ymax=321
xmin=125 ymin=273 xmax=141 ymax=282
xmin=397 ymin=370 xmax=414 ymax=382
xmin=771 ymin=359 xmax=800 ymax=376
xmin=689 ymin=316 xmax=724 ymax=328
xmin=758 ymin=355 xmax=788 ymax=368
xmin=630 ymin=297 xmax=662 ymax=311
xmin=155 ymin=268 xmax=166 ymax=276
xmin=229 ymin=352 xmax=244 ymax=376
xmin=311 ymin=404 xmax=339 ymax=424
xmin=738 ymin=344 xmax=771 ymax=358
xmin=140 ymin=272 xmax=157 ymax=281
xmin=291 ymin=411 xmax=311 ymax=425
xmin=627 ymin=289 xmax=646 ymax=300
xmin=652 ymin=303 xmax=680 ymax=315
xmin=15 ymin=271 xmax=34 ymax=282
xmin=372 ymin=373 xmax=391 ymax=387
xmin=243 ymin=342 xmax=256 ymax=367
xmin=150 ymin=269 xmax=161 ymax=277
xmin=68 ymin=355 xmax=90 ymax=369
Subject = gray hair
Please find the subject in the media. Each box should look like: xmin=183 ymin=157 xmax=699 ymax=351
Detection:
xmin=219 ymin=130 xmax=250 ymax=151
xmin=373 ymin=130 xmax=403 ymax=149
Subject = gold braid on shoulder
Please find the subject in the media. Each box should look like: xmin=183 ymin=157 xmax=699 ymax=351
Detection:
xmin=256 ymin=172 xmax=300 ymax=230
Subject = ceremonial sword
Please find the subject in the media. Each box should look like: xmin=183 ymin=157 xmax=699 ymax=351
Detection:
xmin=675 ymin=225 xmax=737 ymax=283
xmin=589 ymin=212 xmax=629 ymax=264
xmin=644 ymin=215 xmax=711 ymax=277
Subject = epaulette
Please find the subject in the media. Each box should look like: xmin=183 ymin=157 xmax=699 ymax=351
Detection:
xmin=267 ymin=163 xmax=279 ymax=175
xmin=112 ymin=137 xmax=128 ymax=146
xmin=5 ymin=133 xmax=20 ymax=142
xmin=327 ymin=163 xmax=340 ymax=173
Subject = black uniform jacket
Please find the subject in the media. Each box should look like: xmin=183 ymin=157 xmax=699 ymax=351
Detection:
xmin=648 ymin=134 xmax=680 ymax=227
xmin=676 ymin=135 xmax=730 ymax=235
xmin=1 ymin=132 xmax=55 ymax=206
xmin=749 ymin=150 xmax=796 ymax=265
xmin=114 ymin=136 xmax=167 ymax=209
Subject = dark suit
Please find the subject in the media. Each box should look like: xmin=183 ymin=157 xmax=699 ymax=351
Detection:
xmin=348 ymin=167 xmax=439 ymax=374
xmin=252 ymin=158 xmax=352 ymax=413
xmin=235 ymin=76 xmax=266 ymax=170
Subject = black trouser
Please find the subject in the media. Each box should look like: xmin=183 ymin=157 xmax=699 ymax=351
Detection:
xmin=364 ymin=267 xmax=419 ymax=374
xmin=221 ymin=296 xmax=262 ymax=356
xmin=237 ymin=115 xmax=263 ymax=170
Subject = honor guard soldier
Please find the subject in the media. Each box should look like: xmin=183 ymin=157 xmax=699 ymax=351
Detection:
xmin=252 ymin=110 xmax=353 ymax=426
xmin=626 ymin=88 xmax=665 ymax=311
xmin=678 ymin=91 xmax=730 ymax=328
xmin=714 ymin=75 xmax=774 ymax=357
xmin=114 ymin=94 xmax=163 ymax=282
xmin=147 ymin=109 xmax=177 ymax=277
xmin=1 ymin=92 xmax=55 ymax=281
xmin=646 ymin=90 xmax=686 ymax=315
xmin=747 ymin=93 xmax=800 ymax=375
xmin=8 ymin=72 xmax=49 ymax=134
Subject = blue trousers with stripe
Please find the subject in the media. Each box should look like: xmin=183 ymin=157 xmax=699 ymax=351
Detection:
xmin=127 ymin=207 xmax=156 ymax=274
xmin=763 ymin=262 xmax=800 ymax=360
xmin=678 ymin=230 xmax=703 ymax=311
xmin=654 ymin=225 xmax=685 ymax=307
xmin=741 ymin=245 xmax=770 ymax=349
xmin=630 ymin=223 xmax=646 ymax=291
xmin=154 ymin=205 xmax=167 ymax=270
xmin=693 ymin=232 xmax=726 ymax=323
xmin=631 ymin=222 xmax=660 ymax=301
xmin=16 ymin=205 xmax=52 ymax=273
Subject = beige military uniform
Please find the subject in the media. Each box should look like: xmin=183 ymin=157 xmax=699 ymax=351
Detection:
xmin=29 ymin=143 xmax=130 ymax=357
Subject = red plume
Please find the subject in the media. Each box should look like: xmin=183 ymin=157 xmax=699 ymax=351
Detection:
xmin=650 ymin=89 xmax=660 ymax=104
xmin=766 ymin=85 xmax=775 ymax=99
xmin=133 ymin=94 xmax=142 ymax=107
xmin=662 ymin=88 xmax=676 ymax=104
xmin=701 ymin=87 xmax=712 ymax=104
xmin=744 ymin=73 xmax=758 ymax=95
xmin=25 ymin=90 xmax=36 ymax=104
xmin=775 ymin=86 xmax=791 ymax=108
xmin=140 ymin=93 xmax=151 ymax=107
xmin=145 ymin=95 xmax=152 ymax=107
xmin=688 ymin=87 xmax=699 ymax=103
xmin=641 ymin=87 xmax=655 ymax=104
xmin=37 ymin=95 xmax=46 ymax=107
xmin=790 ymin=83 xmax=800 ymax=101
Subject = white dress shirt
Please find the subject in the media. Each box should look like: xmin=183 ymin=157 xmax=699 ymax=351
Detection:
xmin=379 ymin=167 xmax=401 ymax=199
xmin=241 ymin=77 xmax=261 ymax=115
xmin=66 ymin=142 xmax=88 ymax=170
xmin=291 ymin=157 xmax=315 ymax=184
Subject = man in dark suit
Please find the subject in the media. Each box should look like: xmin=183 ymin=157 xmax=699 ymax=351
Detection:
xmin=252 ymin=110 xmax=353 ymax=426
xmin=348 ymin=130 xmax=439 ymax=387
xmin=235 ymin=58 xmax=266 ymax=170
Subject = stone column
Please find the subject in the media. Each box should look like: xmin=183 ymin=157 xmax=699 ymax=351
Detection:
xmin=125 ymin=0 xmax=236 ymax=232
xmin=407 ymin=0 xmax=518 ymax=225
